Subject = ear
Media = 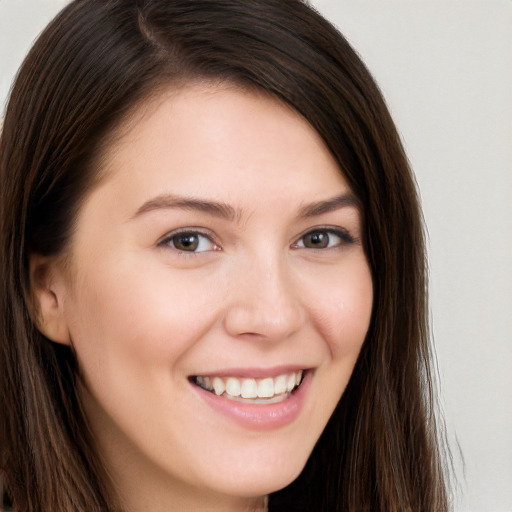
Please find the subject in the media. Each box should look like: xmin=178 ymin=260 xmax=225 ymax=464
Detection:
xmin=29 ymin=254 xmax=71 ymax=345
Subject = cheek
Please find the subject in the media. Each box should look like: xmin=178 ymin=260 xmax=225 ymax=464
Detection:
xmin=305 ymin=258 xmax=373 ymax=360
xmin=65 ymin=255 xmax=221 ymax=382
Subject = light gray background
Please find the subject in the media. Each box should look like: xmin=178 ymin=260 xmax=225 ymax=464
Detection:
xmin=1 ymin=1 xmax=511 ymax=511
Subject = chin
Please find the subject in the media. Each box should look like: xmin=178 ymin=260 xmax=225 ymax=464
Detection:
xmin=199 ymin=445 xmax=310 ymax=499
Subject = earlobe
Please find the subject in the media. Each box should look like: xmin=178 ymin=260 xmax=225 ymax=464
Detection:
xmin=29 ymin=254 xmax=71 ymax=345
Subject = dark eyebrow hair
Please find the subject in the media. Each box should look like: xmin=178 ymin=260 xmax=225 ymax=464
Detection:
xmin=132 ymin=191 xmax=360 ymax=222
xmin=298 ymin=193 xmax=360 ymax=218
xmin=132 ymin=193 xmax=238 ymax=221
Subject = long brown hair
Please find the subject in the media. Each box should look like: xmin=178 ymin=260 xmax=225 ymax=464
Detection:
xmin=0 ymin=1 xmax=449 ymax=510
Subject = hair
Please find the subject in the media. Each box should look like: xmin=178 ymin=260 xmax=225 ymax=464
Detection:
xmin=0 ymin=0 xmax=449 ymax=511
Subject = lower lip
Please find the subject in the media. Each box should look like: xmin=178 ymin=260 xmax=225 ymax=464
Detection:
xmin=192 ymin=371 xmax=311 ymax=431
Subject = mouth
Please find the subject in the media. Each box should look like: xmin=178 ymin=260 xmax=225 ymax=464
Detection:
xmin=190 ymin=370 xmax=305 ymax=404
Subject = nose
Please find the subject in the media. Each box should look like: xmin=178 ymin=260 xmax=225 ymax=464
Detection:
xmin=222 ymin=254 xmax=305 ymax=342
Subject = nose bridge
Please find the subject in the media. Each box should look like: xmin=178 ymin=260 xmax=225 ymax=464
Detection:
xmin=223 ymin=247 xmax=305 ymax=340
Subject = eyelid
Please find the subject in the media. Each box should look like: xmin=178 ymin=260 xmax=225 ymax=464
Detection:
xmin=291 ymin=226 xmax=355 ymax=249
xmin=157 ymin=227 xmax=220 ymax=253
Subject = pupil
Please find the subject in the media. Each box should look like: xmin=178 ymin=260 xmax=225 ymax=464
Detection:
xmin=175 ymin=234 xmax=198 ymax=251
xmin=306 ymin=231 xmax=328 ymax=248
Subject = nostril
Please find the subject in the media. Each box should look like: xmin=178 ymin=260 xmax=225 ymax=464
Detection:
xmin=222 ymin=303 xmax=305 ymax=341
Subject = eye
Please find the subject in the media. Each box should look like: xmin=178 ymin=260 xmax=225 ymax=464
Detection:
xmin=159 ymin=231 xmax=218 ymax=253
xmin=293 ymin=228 xmax=354 ymax=249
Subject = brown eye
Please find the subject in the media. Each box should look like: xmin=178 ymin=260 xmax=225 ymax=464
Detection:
xmin=173 ymin=233 xmax=199 ymax=251
xmin=303 ymin=231 xmax=330 ymax=248
xmin=295 ymin=228 xmax=354 ymax=250
xmin=160 ymin=231 xmax=216 ymax=252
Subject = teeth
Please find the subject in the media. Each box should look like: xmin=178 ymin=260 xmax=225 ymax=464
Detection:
xmin=225 ymin=377 xmax=241 ymax=397
xmin=286 ymin=373 xmax=296 ymax=392
xmin=212 ymin=377 xmax=225 ymax=396
xmin=241 ymin=378 xmax=258 ymax=398
xmin=274 ymin=374 xmax=287 ymax=395
xmin=194 ymin=371 xmax=305 ymax=401
xmin=257 ymin=378 xmax=274 ymax=398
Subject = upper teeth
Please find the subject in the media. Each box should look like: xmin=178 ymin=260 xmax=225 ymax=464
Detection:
xmin=195 ymin=371 xmax=303 ymax=400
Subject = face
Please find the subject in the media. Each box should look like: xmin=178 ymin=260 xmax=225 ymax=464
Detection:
xmin=48 ymin=85 xmax=373 ymax=510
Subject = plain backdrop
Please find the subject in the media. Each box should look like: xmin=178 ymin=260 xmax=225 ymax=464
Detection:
xmin=1 ymin=1 xmax=511 ymax=511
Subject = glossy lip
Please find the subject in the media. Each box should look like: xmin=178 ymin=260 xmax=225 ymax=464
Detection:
xmin=190 ymin=368 xmax=312 ymax=431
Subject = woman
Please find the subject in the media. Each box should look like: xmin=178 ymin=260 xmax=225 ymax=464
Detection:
xmin=0 ymin=0 xmax=449 ymax=511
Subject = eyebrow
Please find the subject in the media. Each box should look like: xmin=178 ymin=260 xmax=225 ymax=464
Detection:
xmin=133 ymin=194 xmax=238 ymax=221
xmin=132 ymin=192 xmax=359 ymax=221
xmin=298 ymin=193 xmax=360 ymax=218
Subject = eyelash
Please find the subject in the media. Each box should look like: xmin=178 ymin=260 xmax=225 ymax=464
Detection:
xmin=292 ymin=227 xmax=355 ymax=250
xmin=158 ymin=226 xmax=355 ymax=254
xmin=158 ymin=228 xmax=219 ymax=254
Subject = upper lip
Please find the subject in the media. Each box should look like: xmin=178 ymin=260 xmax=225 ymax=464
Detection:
xmin=190 ymin=365 xmax=310 ymax=379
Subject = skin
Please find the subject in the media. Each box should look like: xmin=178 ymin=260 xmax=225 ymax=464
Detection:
xmin=32 ymin=84 xmax=374 ymax=512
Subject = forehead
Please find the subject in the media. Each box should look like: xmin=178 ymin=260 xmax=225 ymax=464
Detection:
xmin=87 ymin=83 xmax=354 ymax=224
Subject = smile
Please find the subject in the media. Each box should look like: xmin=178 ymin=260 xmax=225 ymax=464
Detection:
xmin=190 ymin=368 xmax=312 ymax=430
xmin=191 ymin=370 xmax=304 ymax=404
